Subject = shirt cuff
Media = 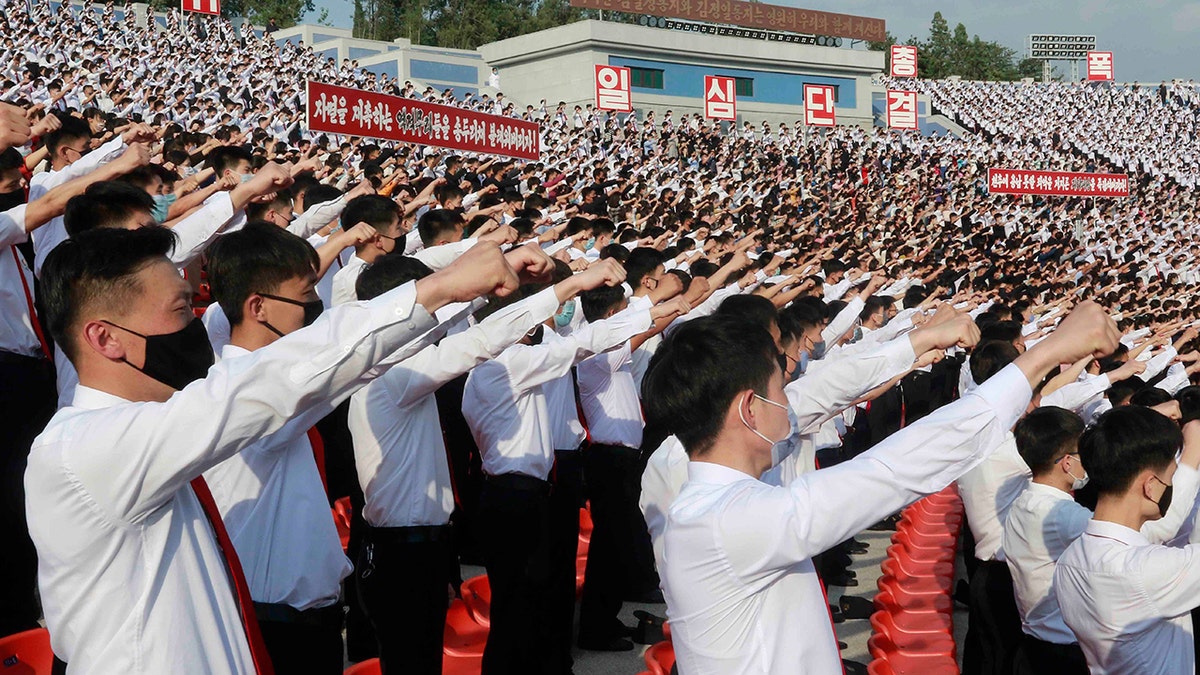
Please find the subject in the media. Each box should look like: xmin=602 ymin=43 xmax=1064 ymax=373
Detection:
xmin=971 ymin=363 xmax=1034 ymax=433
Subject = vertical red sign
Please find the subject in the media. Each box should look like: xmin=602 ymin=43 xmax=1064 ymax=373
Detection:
xmin=704 ymin=75 xmax=737 ymax=121
xmin=594 ymin=65 xmax=632 ymax=112
xmin=886 ymin=90 xmax=918 ymax=130
xmin=1087 ymin=51 xmax=1114 ymax=81
xmin=804 ymin=84 xmax=836 ymax=127
xmin=890 ymin=45 xmax=918 ymax=78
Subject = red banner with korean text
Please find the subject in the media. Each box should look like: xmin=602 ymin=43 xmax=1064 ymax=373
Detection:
xmin=1087 ymin=51 xmax=1114 ymax=81
xmin=306 ymin=82 xmax=540 ymax=161
xmin=987 ymin=169 xmax=1129 ymax=197
xmin=182 ymin=0 xmax=219 ymax=15
xmin=890 ymin=45 xmax=918 ymax=78
xmin=704 ymin=76 xmax=737 ymax=121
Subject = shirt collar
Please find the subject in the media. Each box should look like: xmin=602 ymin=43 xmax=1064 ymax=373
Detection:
xmin=71 ymin=384 xmax=132 ymax=410
xmin=1085 ymin=519 xmax=1150 ymax=547
xmin=1028 ymin=481 xmax=1074 ymax=500
xmin=687 ymin=460 xmax=759 ymax=485
xmin=221 ymin=344 xmax=251 ymax=360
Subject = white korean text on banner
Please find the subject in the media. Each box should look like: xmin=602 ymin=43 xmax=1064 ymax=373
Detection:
xmin=890 ymin=45 xmax=918 ymax=78
xmin=987 ymin=169 xmax=1129 ymax=197
xmin=886 ymin=90 xmax=918 ymax=130
xmin=182 ymin=0 xmax=219 ymax=14
xmin=1087 ymin=51 xmax=1114 ymax=81
xmin=595 ymin=65 xmax=633 ymax=113
xmin=704 ymin=76 xmax=737 ymax=121
xmin=306 ymin=82 xmax=541 ymax=161
xmin=804 ymin=84 xmax=836 ymax=127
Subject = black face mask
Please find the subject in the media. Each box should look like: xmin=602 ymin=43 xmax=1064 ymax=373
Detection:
xmin=258 ymin=293 xmax=324 ymax=337
xmin=0 ymin=189 xmax=25 ymax=213
xmin=1154 ymin=479 xmax=1174 ymax=518
xmin=102 ymin=317 xmax=215 ymax=391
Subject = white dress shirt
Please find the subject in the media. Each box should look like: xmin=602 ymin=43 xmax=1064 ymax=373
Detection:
xmin=464 ymin=303 xmax=653 ymax=479
xmin=203 ymin=344 xmax=353 ymax=611
xmin=1039 ymin=372 xmax=1110 ymax=413
xmin=0 ymin=205 xmax=43 ymax=357
xmin=1004 ymin=466 xmax=1200 ymax=644
xmin=25 ymin=281 xmax=437 ymax=673
xmin=543 ymin=330 xmax=587 ymax=452
xmin=1056 ymin=517 xmax=1200 ymax=675
xmin=349 ymin=287 xmax=559 ymax=528
xmin=202 ymin=301 xmax=232 ymax=354
xmin=956 ymin=433 xmax=1031 ymax=561
xmin=662 ymin=364 xmax=1032 ymax=675
xmin=331 ymin=254 xmax=369 ymax=306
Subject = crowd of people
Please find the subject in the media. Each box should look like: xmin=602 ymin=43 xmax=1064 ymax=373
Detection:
xmin=4 ymin=1 xmax=1200 ymax=674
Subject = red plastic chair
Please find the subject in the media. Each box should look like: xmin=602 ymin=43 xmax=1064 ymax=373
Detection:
xmin=886 ymin=541 xmax=954 ymax=567
xmin=443 ymin=652 xmax=483 ymax=675
xmin=868 ymin=634 xmax=959 ymax=674
xmin=576 ymin=556 xmax=586 ymax=595
xmin=895 ymin=520 xmax=958 ymax=548
xmin=883 ymin=550 xmax=955 ymax=581
xmin=0 ymin=628 xmax=53 ymax=675
xmin=875 ymin=581 xmax=953 ymax=616
xmin=579 ymin=507 xmax=593 ymax=542
xmin=343 ymin=659 xmax=380 ymax=675
xmin=892 ymin=529 xmax=956 ymax=556
xmin=867 ymin=624 xmax=956 ymax=661
xmin=898 ymin=511 xmax=958 ymax=538
xmin=577 ymin=536 xmax=589 ymax=560
xmin=444 ymin=599 xmax=488 ymax=657
xmin=869 ymin=608 xmax=952 ymax=639
xmin=644 ymin=640 xmax=676 ymax=675
xmin=879 ymin=562 xmax=952 ymax=597
xmin=461 ymin=575 xmax=492 ymax=628
xmin=332 ymin=496 xmax=352 ymax=553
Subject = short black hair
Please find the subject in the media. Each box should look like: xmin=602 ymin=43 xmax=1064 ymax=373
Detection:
xmin=580 ymin=285 xmax=625 ymax=323
xmin=981 ymin=320 xmax=1023 ymax=345
xmin=417 ymin=208 xmax=465 ymax=248
xmin=643 ymin=316 xmax=778 ymax=457
xmin=341 ymin=194 xmax=400 ymax=234
xmin=207 ymin=223 xmax=319 ymax=325
xmin=1177 ymin=385 xmax=1200 ymax=425
xmin=778 ymin=302 xmax=824 ymax=343
xmin=1080 ymin=405 xmax=1182 ymax=496
xmin=206 ymin=145 xmax=252 ymax=175
xmin=41 ymin=226 xmax=177 ymax=362
xmin=1129 ymin=387 xmax=1172 ymax=408
xmin=43 ymin=114 xmax=91 ymax=157
xmin=625 ymin=247 xmax=666 ymax=288
xmin=970 ymin=340 xmax=1019 ymax=385
xmin=300 ymin=183 xmax=342 ymax=210
xmin=1014 ymin=406 xmax=1085 ymax=475
xmin=599 ymin=243 xmax=630 ymax=264
xmin=355 ymin=255 xmax=433 ymax=302
xmin=0 ymin=147 xmax=23 ymax=172
xmin=63 ymin=181 xmax=155 ymax=236
xmin=716 ymin=294 xmax=778 ymax=335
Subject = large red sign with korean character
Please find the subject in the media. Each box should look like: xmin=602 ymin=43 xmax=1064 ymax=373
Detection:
xmin=804 ymin=84 xmax=836 ymax=127
xmin=704 ymin=76 xmax=737 ymax=121
xmin=890 ymin=45 xmax=918 ymax=78
xmin=306 ymin=82 xmax=540 ymax=161
xmin=182 ymin=0 xmax=219 ymax=15
xmin=886 ymin=90 xmax=918 ymax=130
xmin=987 ymin=169 xmax=1129 ymax=197
xmin=595 ymin=65 xmax=632 ymax=113
xmin=1087 ymin=51 xmax=1114 ymax=81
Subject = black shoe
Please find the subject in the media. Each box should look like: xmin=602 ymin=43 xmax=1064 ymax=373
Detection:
xmin=838 ymin=640 xmax=848 ymax=650
xmin=631 ymin=610 xmax=667 ymax=645
xmin=843 ymin=659 xmax=869 ymax=675
xmin=846 ymin=541 xmax=870 ymax=555
xmin=826 ymin=573 xmax=858 ymax=588
xmin=577 ymin=636 xmax=635 ymax=652
xmin=953 ymin=579 xmax=971 ymax=607
xmin=867 ymin=514 xmax=900 ymax=531
xmin=829 ymin=604 xmax=845 ymax=624
xmin=839 ymin=594 xmax=875 ymax=620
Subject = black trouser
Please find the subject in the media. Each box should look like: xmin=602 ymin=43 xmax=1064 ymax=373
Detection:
xmin=0 ymin=353 xmax=56 ymax=638
xmin=437 ymin=374 xmax=486 ymax=564
xmin=547 ymin=450 xmax=585 ymax=672
xmin=479 ymin=473 xmax=555 ymax=675
xmin=579 ymin=443 xmax=646 ymax=643
xmin=962 ymin=560 xmax=1022 ymax=675
xmin=357 ymin=524 xmax=453 ymax=675
xmin=1012 ymin=634 xmax=1088 ymax=675
xmin=257 ymin=603 xmax=345 ymax=674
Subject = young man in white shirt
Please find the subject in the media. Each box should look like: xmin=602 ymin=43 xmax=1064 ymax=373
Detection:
xmin=641 ymin=302 xmax=1119 ymax=675
xmin=25 ymin=225 xmax=523 ymax=673
xmin=201 ymin=223 xmax=347 ymax=673
xmin=1055 ymin=406 xmax=1200 ymax=675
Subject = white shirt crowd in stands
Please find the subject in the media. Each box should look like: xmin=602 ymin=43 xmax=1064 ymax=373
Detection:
xmin=4 ymin=1 xmax=1200 ymax=674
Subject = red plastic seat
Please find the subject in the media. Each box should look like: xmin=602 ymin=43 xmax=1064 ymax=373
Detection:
xmin=577 ymin=536 xmax=589 ymax=559
xmin=579 ymin=507 xmax=593 ymax=542
xmin=875 ymin=581 xmax=953 ymax=616
xmin=886 ymin=541 xmax=954 ymax=566
xmin=867 ymin=625 xmax=956 ymax=661
xmin=332 ymin=496 xmax=352 ymax=553
xmin=895 ymin=520 xmax=958 ymax=548
xmin=644 ymin=640 xmax=676 ymax=675
xmin=576 ymin=556 xmax=586 ymax=595
xmin=443 ymin=652 xmax=483 ymax=675
xmin=884 ymin=551 xmax=955 ymax=581
xmin=868 ymin=651 xmax=959 ymax=675
xmin=898 ymin=512 xmax=959 ymax=538
xmin=869 ymin=609 xmax=952 ymax=638
xmin=0 ymin=628 xmax=53 ymax=675
xmin=903 ymin=504 xmax=962 ymax=529
xmin=343 ymin=659 xmax=380 ymax=675
xmin=461 ymin=575 xmax=492 ymax=628
xmin=879 ymin=563 xmax=952 ymax=596
xmin=892 ymin=529 xmax=956 ymax=555
xmin=444 ymin=599 xmax=488 ymax=657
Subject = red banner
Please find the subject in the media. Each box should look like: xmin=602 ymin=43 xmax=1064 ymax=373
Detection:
xmin=182 ymin=0 xmax=219 ymax=14
xmin=1087 ymin=51 xmax=1114 ymax=81
xmin=306 ymin=82 xmax=540 ymax=161
xmin=594 ymin=65 xmax=632 ymax=113
xmin=804 ymin=84 xmax=835 ymax=127
xmin=886 ymin=90 xmax=918 ymax=130
xmin=987 ymin=169 xmax=1129 ymax=197
xmin=890 ymin=45 xmax=918 ymax=78
xmin=704 ymin=76 xmax=736 ymax=121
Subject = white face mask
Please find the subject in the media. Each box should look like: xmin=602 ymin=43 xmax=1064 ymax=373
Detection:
xmin=1064 ymin=456 xmax=1089 ymax=491
xmin=739 ymin=393 xmax=792 ymax=466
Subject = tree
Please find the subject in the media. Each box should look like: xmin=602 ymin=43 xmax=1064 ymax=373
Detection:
xmin=884 ymin=11 xmax=1042 ymax=82
xmin=355 ymin=0 xmax=584 ymax=47
xmin=222 ymin=0 xmax=312 ymax=26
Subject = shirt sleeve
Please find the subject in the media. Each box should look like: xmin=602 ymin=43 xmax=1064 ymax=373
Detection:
xmin=719 ymin=363 xmax=1033 ymax=576
xmin=785 ymin=336 xmax=917 ymax=434
xmin=0 ymin=205 xmax=28 ymax=247
xmin=412 ymin=238 xmax=477 ymax=271
xmin=1039 ymin=373 xmax=1111 ymax=413
xmin=504 ymin=305 xmax=653 ymax=392
xmin=287 ymin=195 xmax=346 ymax=239
xmin=166 ymin=192 xmax=236 ymax=267
xmin=57 ymin=281 xmax=440 ymax=525
xmin=822 ymin=296 xmax=865 ymax=345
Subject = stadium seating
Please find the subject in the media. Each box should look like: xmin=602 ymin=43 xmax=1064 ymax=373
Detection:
xmin=0 ymin=628 xmax=53 ymax=675
xmin=643 ymin=640 xmax=676 ymax=675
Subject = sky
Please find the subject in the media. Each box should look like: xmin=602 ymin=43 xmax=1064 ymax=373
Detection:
xmin=304 ymin=0 xmax=1200 ymax=83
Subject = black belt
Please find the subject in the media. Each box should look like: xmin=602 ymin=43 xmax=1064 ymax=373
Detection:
xmin=485 ymin=472 xmax=552 ymax=494
xmin=365 ymin=523 xmax=452 ymax=544
xmin=253 ymin=601 xmax=342 ymax=628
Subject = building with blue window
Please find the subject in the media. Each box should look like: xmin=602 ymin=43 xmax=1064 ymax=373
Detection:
xmin=477 ymin=19 xmax=885 ymax=127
